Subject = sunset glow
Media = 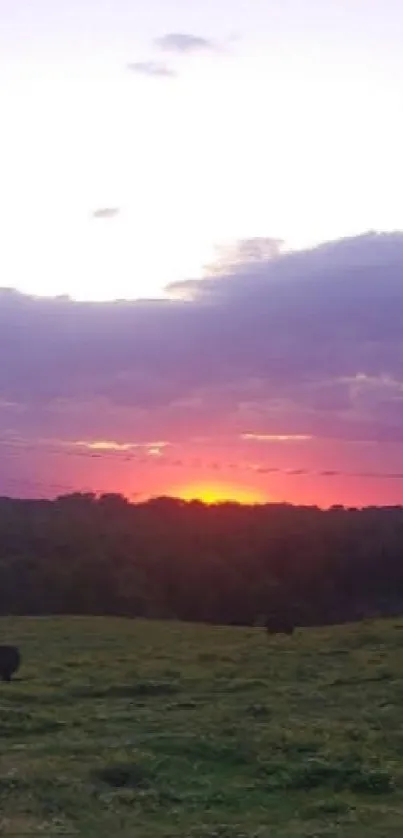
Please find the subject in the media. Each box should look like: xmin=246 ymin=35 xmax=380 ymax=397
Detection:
xmin=170 ymin=483 xmax=268 ymax=505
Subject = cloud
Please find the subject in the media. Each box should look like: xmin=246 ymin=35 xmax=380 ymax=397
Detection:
xmin=127 ymin=61 xmax=176 ymax=78
xmin=204 ymin=238 xmax=285 ymax=277
xmin=155 ymin=33 xmax=215 ymax=54
xmin=3 ymin=231 xmax=403 ymax=501
xmin=242 ymin=434 xmax=313 ymax=443
xmin=71 ymin=439 xmax=170 ymax=453
xmin=92 ymin=208 xmax=120 ymax=219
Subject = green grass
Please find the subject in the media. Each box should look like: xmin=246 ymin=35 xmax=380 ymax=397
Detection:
xmin=1 ymin=617 xmax=403 ymax=836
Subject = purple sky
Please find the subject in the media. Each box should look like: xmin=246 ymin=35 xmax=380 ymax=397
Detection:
xmin=1 ymin=2 xmax=403 ymax=503
xmin=2 ymin=233 xmax=403 ymax=505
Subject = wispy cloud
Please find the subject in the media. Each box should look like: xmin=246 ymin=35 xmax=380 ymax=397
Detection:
xmin=127 ymin=61 xmax=176 ymax=78
xmin=72 ymin=440 xmax=134 ymax=452
xmin=155 ymin=33 xmax=215 ymax=54
xmin=92 ymin=208 xmax=120 ymax=219
xmin=71 ymin=440 xmax=170 ymax=453
xmin=242 ymin=434 xmax=313 ymax=443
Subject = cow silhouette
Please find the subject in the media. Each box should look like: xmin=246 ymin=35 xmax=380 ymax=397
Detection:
xmin=265 ymin=617 xmax=295 ymax=636
xmin=0 ymin=645 xmax=21 ymax=681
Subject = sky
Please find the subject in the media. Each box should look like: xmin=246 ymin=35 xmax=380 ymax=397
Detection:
xmin=1 ymin=1 xmax=403 ymax=505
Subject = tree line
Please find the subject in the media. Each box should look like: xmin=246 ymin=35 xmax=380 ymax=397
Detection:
xmin=0 ymin=492 xmax=402 ymax=626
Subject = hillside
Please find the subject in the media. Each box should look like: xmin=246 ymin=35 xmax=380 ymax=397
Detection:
xmin=1 ymin=616 xmax=403 ymax=836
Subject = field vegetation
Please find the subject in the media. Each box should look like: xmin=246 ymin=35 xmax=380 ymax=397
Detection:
xmin=1 ymin=616 xmax=403 ymax=836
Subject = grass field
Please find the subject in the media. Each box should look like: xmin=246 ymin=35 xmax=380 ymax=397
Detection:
xmin=1 ymin=617 xmax=403 ymax=837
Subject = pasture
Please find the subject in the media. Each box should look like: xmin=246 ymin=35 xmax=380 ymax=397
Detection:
xmin=1 ymin=616 xmax=403 ymax=836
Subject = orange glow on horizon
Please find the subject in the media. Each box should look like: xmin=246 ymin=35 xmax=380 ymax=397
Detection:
xmin=168 ymin=483 xmax=268 ymax=505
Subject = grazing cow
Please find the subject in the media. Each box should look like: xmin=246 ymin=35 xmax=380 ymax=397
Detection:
xmin=265 ymin=617 xmax=295 ymax=636
xmin=0 ymin=645 xmax=21 ymax=682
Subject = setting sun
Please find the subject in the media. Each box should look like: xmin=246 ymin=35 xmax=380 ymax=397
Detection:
xmin=170 ymin=483 xmax=267 ymax=505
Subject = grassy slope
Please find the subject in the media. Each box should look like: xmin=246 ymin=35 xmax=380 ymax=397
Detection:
xmin=1 ymin=617 xmax=403 ymax=837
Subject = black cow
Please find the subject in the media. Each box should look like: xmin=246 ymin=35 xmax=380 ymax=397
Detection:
xmin=0 ymin=645 xmax=21 ymax=681
xmin=265 ymin=617 xmax=295 ymax=636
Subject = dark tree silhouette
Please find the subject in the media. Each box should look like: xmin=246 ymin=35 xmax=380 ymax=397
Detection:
xmin=0 ymin=494 xmax=403 ymax=626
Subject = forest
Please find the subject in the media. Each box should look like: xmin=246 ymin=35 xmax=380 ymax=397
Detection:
xmin=0 ymin=492 xmax=402 ymax=626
